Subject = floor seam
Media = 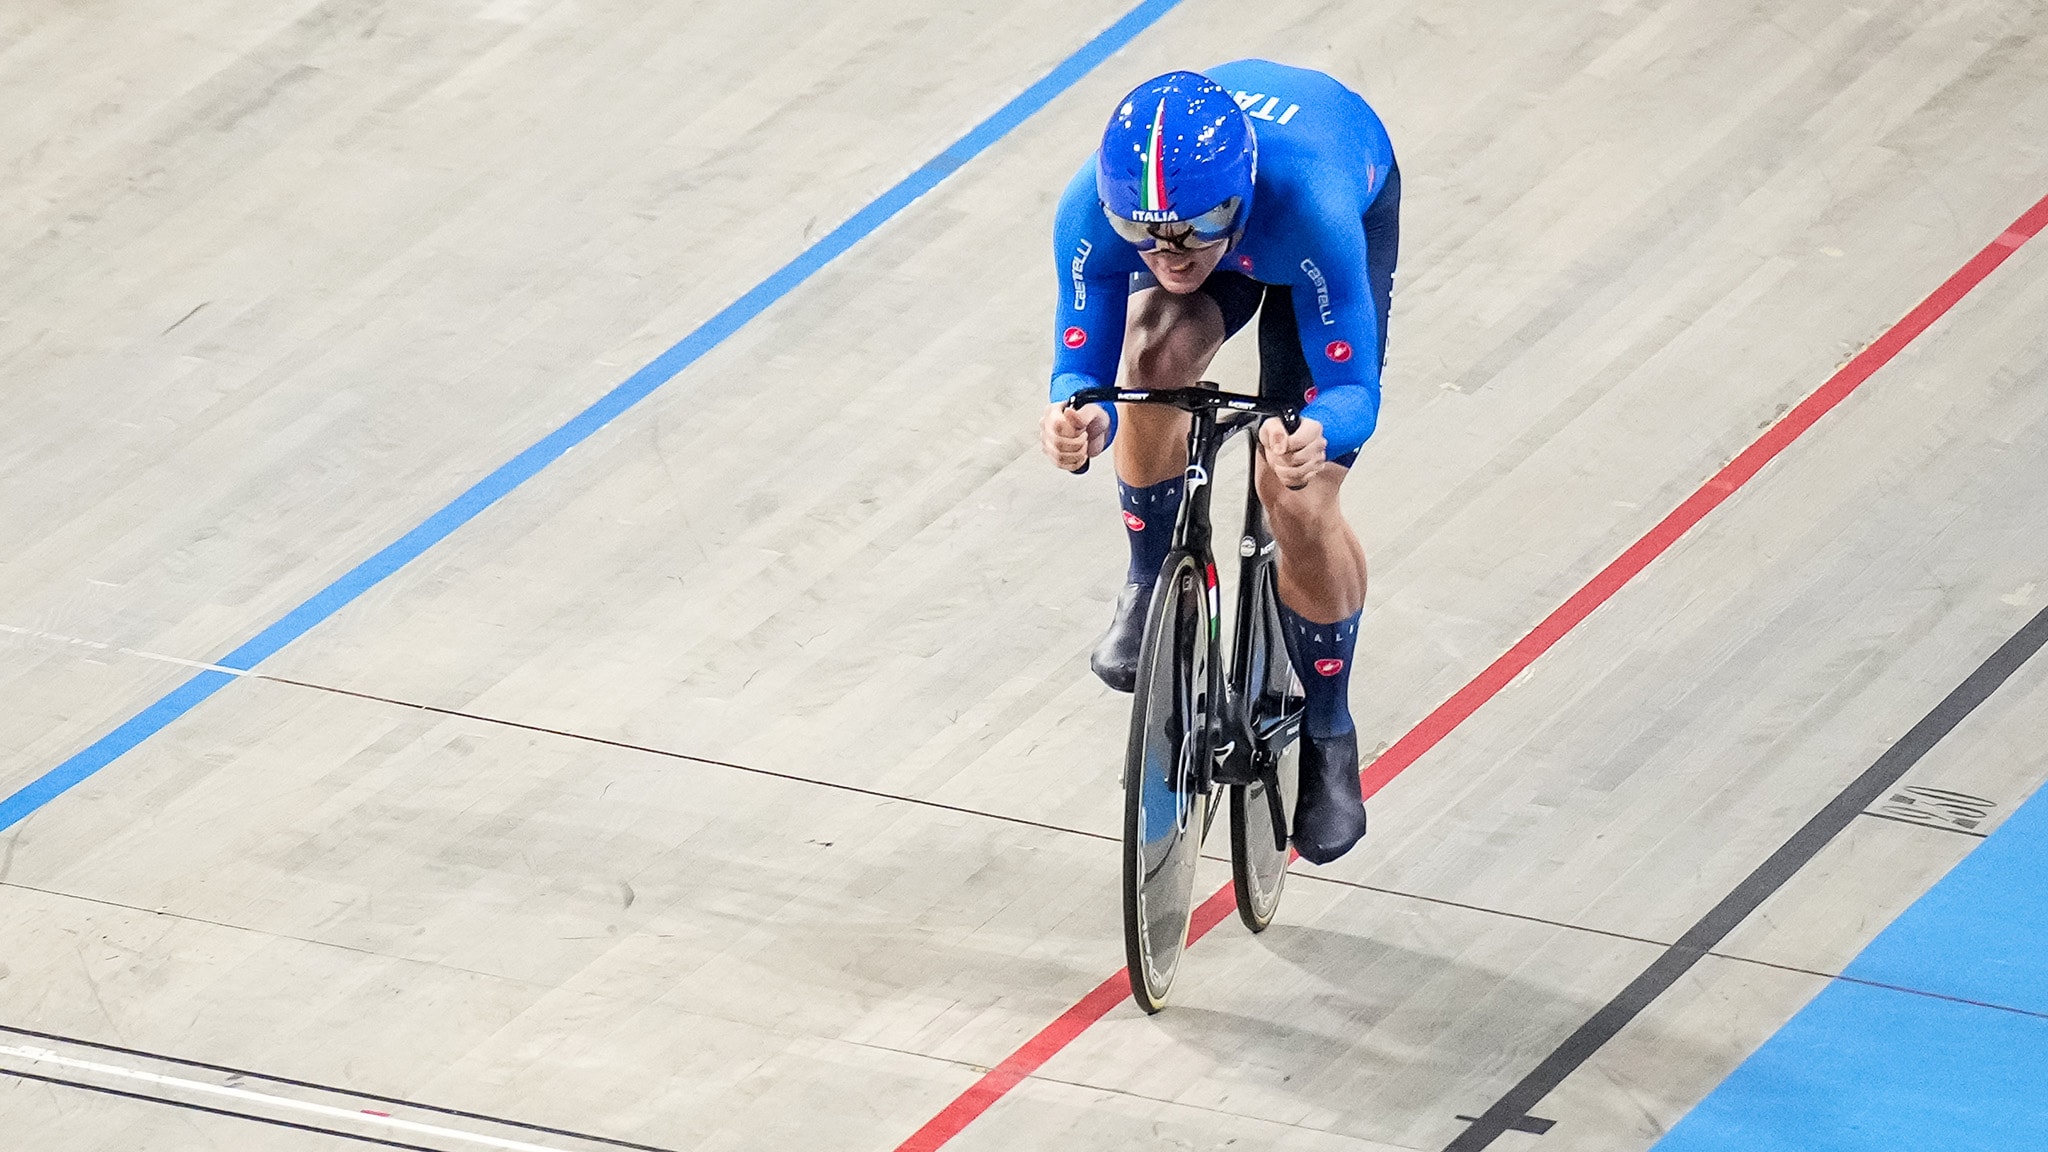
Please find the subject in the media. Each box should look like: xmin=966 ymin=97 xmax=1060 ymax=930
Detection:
xmin=256 ymin=673 xmax=1123 ymax=847
xmin=0 ymin=879 xmax=554 ymax=990
xmin=16 ymin=663 xmax=2023 ymax=1026
xmin=15 ymin=665 xmax=1896 ymax=996
xmin=1020 ymin=1069 xmax=1434 ymax=1148
xmin=1271 ymin=872 xmax=1860 ymax=984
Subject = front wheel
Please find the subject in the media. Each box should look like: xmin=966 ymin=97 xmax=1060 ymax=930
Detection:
xmin=1121 ymin=552 xmax=1213 ymax=1013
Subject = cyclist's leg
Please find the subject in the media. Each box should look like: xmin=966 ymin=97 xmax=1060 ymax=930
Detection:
xmin=1256 ymin=160 xmax=1400 ymax=684
xmin=1254 ymin=461 xmax=1367 ymax=868
xmin=1113 ymin=271 xmax=1260 ymax=484
xmin=1252 ymin=285 xmax=1372 ymax=863
xmin=1255 ymin=464 xmax=1367 ymax=625
xmin=1091 ymin=270 xmax=1264 ymax=692
xmin=1252 ymin=286 xmax=1369 ymax=631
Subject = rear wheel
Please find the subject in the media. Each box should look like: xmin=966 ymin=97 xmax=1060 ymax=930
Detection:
xmin=1231 ymin=564 xmax=1301 ymax=932
xmin=1121 ymin=552 xmax=1213 ymax=1013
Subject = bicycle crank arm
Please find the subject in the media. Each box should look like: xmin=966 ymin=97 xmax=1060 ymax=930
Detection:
xmin=1252 ymin=710 xmax=1303 ymax=758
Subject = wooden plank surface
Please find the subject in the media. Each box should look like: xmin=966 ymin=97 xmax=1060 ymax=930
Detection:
xmin=2 ymin=0 xmax=2046 ymax=1148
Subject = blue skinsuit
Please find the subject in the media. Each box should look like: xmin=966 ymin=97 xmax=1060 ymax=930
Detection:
xmin=1049 ymin=59 xmax=1396 ymax=461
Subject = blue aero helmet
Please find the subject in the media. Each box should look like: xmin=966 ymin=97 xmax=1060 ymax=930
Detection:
xmin=1096 ymin=71 xmax=1257 ymax=252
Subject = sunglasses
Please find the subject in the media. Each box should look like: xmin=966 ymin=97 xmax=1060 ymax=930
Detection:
xmin=1103 ymin=197 xmax=1241 ymax=251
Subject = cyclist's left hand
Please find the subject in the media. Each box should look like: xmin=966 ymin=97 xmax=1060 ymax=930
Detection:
xmin=1260 ymin=416 xmax=1327 ymax=490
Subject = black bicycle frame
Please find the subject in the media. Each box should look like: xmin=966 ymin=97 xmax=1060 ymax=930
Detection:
xmin=1068 ymin=384 xmax=1305 ymax=847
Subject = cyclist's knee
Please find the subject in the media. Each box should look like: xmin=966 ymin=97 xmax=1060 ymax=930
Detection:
xmin=1114 ymin=406 xmax=1190 ymax=485
xmin=1127 ymin=331 xmax=1213 ymax=389
xmin=1124 ymin=293 xmax=1223 ymax=390
xmin=1257 ymin=460 xmax=1348 ymax=537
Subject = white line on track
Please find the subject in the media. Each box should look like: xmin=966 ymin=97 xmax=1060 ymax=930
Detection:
xmin=0 ymin=1044 xmax=570 ymax=1152
xmin=0 ymin=623 xmax=252 ymax=677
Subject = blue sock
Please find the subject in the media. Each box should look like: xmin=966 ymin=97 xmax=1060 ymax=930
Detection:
xmin=1280 ymin=604 xmax=1360 ymax=739
xmin=1119 ymin=477 xmax=1183 ymax=585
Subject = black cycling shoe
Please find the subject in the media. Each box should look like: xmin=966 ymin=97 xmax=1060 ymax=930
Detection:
xmin=1090 ymin=581 xmax=1153 ymax=693
xmin=1292 ymin=729 xmax=1366 ymax=864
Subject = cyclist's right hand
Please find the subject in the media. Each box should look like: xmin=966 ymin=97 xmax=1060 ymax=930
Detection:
xmin=1041 ymin=402 xmax=1110 ymax=472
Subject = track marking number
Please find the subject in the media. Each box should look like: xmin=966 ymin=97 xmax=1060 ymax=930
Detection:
xmin=1874 ymin=786 xmax=1998 ymax=833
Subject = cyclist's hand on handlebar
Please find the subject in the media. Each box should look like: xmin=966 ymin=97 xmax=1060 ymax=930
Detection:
xmin=1042 ymin=402 xmax=1110 ymax=472
xmin=1260 ymin=416 xmax=1326 ymax=490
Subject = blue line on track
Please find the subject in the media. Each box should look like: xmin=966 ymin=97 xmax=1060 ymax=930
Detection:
xmin=0 ymin=0 xmax=1185 ymax=835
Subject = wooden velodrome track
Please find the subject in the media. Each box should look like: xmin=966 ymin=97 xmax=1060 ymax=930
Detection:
xmin=4 ymin=0 xmax=2047 ymax=1149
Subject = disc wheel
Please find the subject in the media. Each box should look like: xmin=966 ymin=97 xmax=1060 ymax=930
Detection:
xmin=1230 ymin=566 xmax=1302 ymax=932
xmin=1121 ymin=552 xmax=1212 ymax=1013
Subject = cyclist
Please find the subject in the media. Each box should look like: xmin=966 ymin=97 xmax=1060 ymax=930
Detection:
xmin=1038 ymin=61 xmax=1397 ymax=865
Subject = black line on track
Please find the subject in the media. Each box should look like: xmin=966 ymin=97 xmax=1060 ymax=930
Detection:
xmin=0 ymin=1024 xmax=683 ymax=1152
xmin=0 ymin=1067 xmax=442 ymax=1151
xmin=258 ymin=674 xmax=1119 ymax=847
xmin=1445 ymin=602 xmax=2048 ymax=1151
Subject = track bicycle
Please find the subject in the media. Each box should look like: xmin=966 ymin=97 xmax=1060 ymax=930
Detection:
xmin=1068 ymin=383 xmax=1307 ymax=1013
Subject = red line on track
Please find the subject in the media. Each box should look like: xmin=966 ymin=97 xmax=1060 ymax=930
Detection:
xmin=893 ymin=191 xmax=2048 ymax=1152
